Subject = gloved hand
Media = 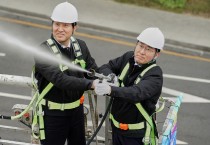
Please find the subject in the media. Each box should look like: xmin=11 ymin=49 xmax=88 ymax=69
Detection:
xmin=95 ymin=82 xmax=111 ymax=96
xmin=91 ymin=79 xmax=100 ymax=89
xmin=111 ymin=75 xmax=118 ymax=87
xmin=103 ymin=74 xmax=118 ymax=87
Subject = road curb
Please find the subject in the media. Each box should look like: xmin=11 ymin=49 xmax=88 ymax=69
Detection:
xmin=78 ymin=22 xmax=210 ymax=58
xmin=1 ymin=6 xmax=210 ymax=58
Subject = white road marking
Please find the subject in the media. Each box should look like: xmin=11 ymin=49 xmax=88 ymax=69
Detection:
xmin=86 ymin=136 xmax=188 ymax=144
xmin=176 ymin=140 xmax=188 ymax=144
xmin=0 ymin=139 xmax=38 ymax=145
xmin=2 ymin=86 xmax=210 ymax=103
xmin=87 ymin=120 xmax=105 ymax=127
xmin=0 ymin=78 xmax=204 ymax=145
xmin=0 ymin=92 xmax=31 ymax=100
xmin=0 ymin=125 xmax=30 ymax=133
xmin=0 ymin=92 xmax=92 ymax=108
xmin=162 ymin=87 xmax=210 ymax=103
xmin=0 ymin=52 xmax=6 ymax=56
xmin=0 ymin=91 xmax=189 ymax=144
xmin=163 ymin=74 xmax=210 ymax=83
xmin=0 ymin=138 xmax=187 ymax=145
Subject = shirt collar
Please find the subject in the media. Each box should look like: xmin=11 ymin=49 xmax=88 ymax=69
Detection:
xmin=134 ymin=62 xmax=142 ymax=67
xmin=60 ymin=41 xmax=71 ymax=49
xmin=52 ymin=36 xmax=71 ymax=49
xmin=132 ymin=56 xmax=142 ymax=67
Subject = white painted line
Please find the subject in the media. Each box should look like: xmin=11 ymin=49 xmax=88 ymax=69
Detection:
xmin=176 ymin=139 xmax=188 ymax=144
xmin=0 ymin=52 xmax=6 ymax=56
xmin=0 ymin=92 xmax=31 ymax=100
xmin=162 ymin=87 xmax=210 ymax=103
xmin=0 ymin=125 xmax=30 ymax=133
xmin=0 ymin=92 xmax=92 ymax=108
xmin=88 ymin=135 xmax=187 ymax=144
xmin=95 ymin=135 xmax=105 ymax=141
xmin=163 ymin=74 xmax=210 ymax=83
xmin=0 ymin=92 xmax=189 ymax=144
xmin=0 ymin=137 xmax=187 ymax=145
xmin=0 ymin=139 xmax=39 ymax=145
xmin=91 ymin=135 xmax=105 ymax=142
xmin=84 ymin=104 xmax=90 ymax=109
xmin=87 ymin=120 xmax=105 ymax=127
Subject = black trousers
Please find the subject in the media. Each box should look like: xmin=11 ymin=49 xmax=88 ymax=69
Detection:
xmin=40 ymin=105 xmax=86 ymax=145
xmin=112 ymin=130 xmax=143 ymax=145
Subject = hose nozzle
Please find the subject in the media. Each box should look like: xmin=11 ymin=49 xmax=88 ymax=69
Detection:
xmin=87 ymin=69 xmax=111 ymax=81
xmin=87 ymin=69 xmax=96 ymax=78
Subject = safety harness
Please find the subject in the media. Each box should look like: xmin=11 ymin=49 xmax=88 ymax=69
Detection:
xmin=110 ymin=63 xmax=160 ymax=145
xmin=31 ymin=37 xmax=86 ymax=140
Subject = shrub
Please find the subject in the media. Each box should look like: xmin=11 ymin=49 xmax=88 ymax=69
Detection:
xmin=158 ymin=0 xmax=186 ymax=9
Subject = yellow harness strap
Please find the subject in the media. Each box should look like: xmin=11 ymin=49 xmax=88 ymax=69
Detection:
xmin=109 ymin=114 xmax=144 ymax=130
xmin=111 ymin=63 xmax=158 ymax=145
xmin=40 ymin=96 xmax=85 ymax=111
xmin=32 ymin=37 xmax=86 ymax=140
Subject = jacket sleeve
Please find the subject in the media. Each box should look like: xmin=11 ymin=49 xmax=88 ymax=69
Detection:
xmin=35 ymin=43 xmax=93 ymax=91
xmin=78 ymin=39 xmax=98 ymax=79
xmin=110 ymin=66 xmax=163 ymax=103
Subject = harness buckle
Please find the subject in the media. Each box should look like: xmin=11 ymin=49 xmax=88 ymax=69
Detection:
xmin=119 ymin=123 xmax=128 ymax=130
xmin=37 ymin=111 xmax=44 ymax=116
xmin=32 ymin=124 xmax=40 ymax=135
xmin=142 ymin=137 xmax=151 ymax=145
xmin=60 ymin=104 xmax=65 ymax=111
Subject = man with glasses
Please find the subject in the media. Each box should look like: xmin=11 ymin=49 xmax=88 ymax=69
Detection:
xmin=94 ymin=27 xmax=164 ymax=145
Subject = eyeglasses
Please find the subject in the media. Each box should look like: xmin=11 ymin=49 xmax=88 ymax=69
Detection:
xmin=136 ymin=42 xmax=156 ymax=54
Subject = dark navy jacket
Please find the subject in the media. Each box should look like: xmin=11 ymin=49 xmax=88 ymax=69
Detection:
xmin=35 ymin=36 xmax=98 ymax=116
xmin=99 ymin=51 xmax=163 ymax=137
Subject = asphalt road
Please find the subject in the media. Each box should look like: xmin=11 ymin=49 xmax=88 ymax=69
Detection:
xmin=0 ymin=11 xmax=210 ymax=145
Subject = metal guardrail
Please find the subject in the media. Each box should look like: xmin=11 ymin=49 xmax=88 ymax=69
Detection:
xmin=0 ymin=74 xmax=32 ymax=88
xmin=160 ymin=96 xmax=183 ymax=145
xmin=0 ymin=74 xmax=102 ymax=145
xmin=104 ymin=96 xmax=183 ymax=145
xmin=0 ymin=74 xmax=183 ymax=145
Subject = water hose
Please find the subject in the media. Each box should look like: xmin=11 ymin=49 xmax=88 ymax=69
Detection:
xmin=86 ymin=97 xmax=113 ymax=145
xmin=0 ymin=92 xmax=38 ymax=120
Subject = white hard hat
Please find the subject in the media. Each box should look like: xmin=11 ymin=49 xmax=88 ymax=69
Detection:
xmin=137 ymin=27 xmax=165 ymax=50
xmin=51 ymin=2 xmax=78 ymax=23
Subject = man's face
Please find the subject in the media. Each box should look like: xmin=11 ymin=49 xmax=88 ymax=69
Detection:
xmin=134 ymin=42 xmax=159 ymax=65
xmin=52 ymin=21 xmax=76 ymax=46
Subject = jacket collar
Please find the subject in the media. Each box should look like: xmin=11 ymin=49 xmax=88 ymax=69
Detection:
xmin=129 ymin=55 xmax=156 ymax=69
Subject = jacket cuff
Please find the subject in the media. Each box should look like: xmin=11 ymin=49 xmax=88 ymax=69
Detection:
xmin=110 ymin=86 xmax=117 ymax=97
xmin=87 ymin=80 xmax=94 ymax=90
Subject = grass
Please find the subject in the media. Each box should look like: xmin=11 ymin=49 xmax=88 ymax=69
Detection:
xmin=114 ymin=0 xmax=210 ymax=18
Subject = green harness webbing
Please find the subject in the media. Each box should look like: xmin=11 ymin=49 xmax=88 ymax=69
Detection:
xmin=70 ymin=37 xmax=86 ymax=69
xmin=32 ymin=37 xmax=86 ymax=140
xmin=46 ymin=37 xmax=86 ymax=71
xmin=110 ymin=114 xmax=145 ymax=130
xmin=110 ymin=63 xmax=160 ymax=145
xmin=39 ymin=96 xmax=84 ymax=110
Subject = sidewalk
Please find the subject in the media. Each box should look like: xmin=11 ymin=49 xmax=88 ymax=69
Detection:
xmin=0 ymin=0 xmax=210 ymax=55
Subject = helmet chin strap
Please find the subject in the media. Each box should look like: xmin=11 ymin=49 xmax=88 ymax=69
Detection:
xmin=153 ymin=56 xmax=158 ymax=60
xmin=147 ymin=52 xmax=158 ymax=64
xmin=151 ymin=52 xmax=158 ymax=62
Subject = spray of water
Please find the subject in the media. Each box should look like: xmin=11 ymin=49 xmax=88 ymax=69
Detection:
xmin=0 ymin=31 xmax=90 ymax=73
